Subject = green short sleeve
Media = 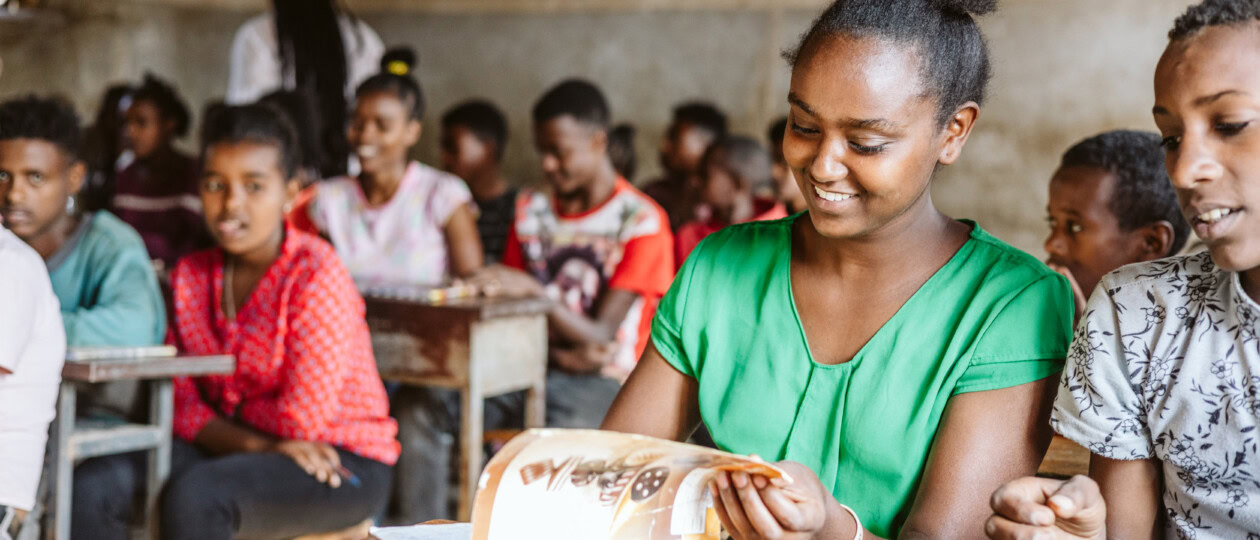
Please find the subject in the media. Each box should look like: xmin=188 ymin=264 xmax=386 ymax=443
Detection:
xmin=955 ymin=274 xmax=1074 ymax=394
xmin=650 ymin=236 xmax=703 ymax=379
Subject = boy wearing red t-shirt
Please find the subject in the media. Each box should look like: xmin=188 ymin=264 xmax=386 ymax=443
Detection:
xmin=392 ymin=79 xmax=674 ymax=523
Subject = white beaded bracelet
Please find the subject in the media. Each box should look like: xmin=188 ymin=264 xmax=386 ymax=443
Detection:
xmin=838 ymin=503 xmax=864 ymax=540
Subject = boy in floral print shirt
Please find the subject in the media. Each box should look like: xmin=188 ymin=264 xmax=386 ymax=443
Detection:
xmin=987 ymin=1 xmax=1260 ymax=538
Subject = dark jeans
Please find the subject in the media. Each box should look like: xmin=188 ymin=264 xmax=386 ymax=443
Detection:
xmin=390 ymin=370 xmax=621 ymax=524
xmin=70 ymin=440 xmax=392 ymax=540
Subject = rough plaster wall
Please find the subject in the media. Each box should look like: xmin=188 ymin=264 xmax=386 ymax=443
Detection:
xmin=0 ymin=0 xmax=1197 ymax=256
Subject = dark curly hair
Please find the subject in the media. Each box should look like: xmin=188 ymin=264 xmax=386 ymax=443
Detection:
xmin=532 ymin=79 xmax=610 ymax=131
xmin=786 ymin=0 xmax=997 ymax=127
xmin=1060 ymin=130 xmax=1190 ymax=254
xmin=0 ymin=95 xmax=82 ymax=159
xmin=201 ymin=104 xmax=301 ymax=180
xmin=132 ymin=73 xmax=191 ymax=138
xmin=672 ymin=102 xmax=727 ymax=140
xmin=441 ymin=99 xmax=508 ymax=161
xmin=1169 ymin=0 xmax=1260 ymax=40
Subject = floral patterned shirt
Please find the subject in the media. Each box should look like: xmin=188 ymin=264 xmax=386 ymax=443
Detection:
xmin=1053 ymin=251 xmax=1260 ymax=539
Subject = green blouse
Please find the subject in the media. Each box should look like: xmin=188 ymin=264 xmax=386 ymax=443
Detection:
xmin=651 ymin=215 xmax=1072 ymax=537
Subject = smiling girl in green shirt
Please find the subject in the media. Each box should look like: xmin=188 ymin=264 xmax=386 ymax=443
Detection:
xmin=602 ymin=0 xmax=1073 ymax=538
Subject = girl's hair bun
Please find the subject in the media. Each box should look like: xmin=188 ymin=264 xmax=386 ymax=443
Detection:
xmin=931 ymin=0 xmax=998 ymax=17
xmin=380 ymin=47 xmax=418 ymax=77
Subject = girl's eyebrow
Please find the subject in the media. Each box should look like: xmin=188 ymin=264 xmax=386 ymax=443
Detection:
xmin=1154 ymin=89 xmax=1251 ymax=116
xmin=787 ymin=93 xmax=902 ymax=132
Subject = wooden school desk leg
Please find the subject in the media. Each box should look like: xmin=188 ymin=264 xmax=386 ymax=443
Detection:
xmin=457 ymin=384 xmax=484 ymax=523
xmin=146 ymin=380 xmax=173 ymax=538
xmin=524 ymin=380 xmax=545 ymax=430
xmin=50 ymin=382 xmax=76 ymax=540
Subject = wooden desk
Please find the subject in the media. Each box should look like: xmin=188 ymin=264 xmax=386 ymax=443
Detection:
xmin=1038 ymin=435 xmax=1091 ymax=478
xmin=46 ymin=348 xmax=234 ymax=540
xmin=362 ymin=286 xmax=550 ymax=522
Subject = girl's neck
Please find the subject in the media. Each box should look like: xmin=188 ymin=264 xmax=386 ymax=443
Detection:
xmin=796 ymin=193 xmax=966 ymax=278
xmin=30 ymin=210 xmax=82 ymax=261
xmin=1240 ymin=267 xmax=1260 ymax=306
xmin=359 ymin=160 xmax=409 ymax=206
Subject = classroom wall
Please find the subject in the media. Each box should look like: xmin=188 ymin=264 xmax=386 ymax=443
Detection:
xmin=0 ymin=0 xmax=1195 ymax=256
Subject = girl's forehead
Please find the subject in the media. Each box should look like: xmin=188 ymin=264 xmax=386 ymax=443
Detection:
xmin=1157 ymin=24 xmax=1260 ymax=103
xmin=789 ymin=35 xmax=928 ymax=121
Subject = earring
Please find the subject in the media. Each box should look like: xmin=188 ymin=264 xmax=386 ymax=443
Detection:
xmin=65 ymin=196 xmax=76 ymax=215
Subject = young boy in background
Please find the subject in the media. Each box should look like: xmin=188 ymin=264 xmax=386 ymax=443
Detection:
xmin=767 ymin=116 xmax=806 ymax=214
xmin=675 ymin=135 xmax=787 ymax=265
xmin=642 ymin=102 xmax=727 ymax=230
xmin=1043 ymin=129 xmax=1189 ymax=322
xmin=441 ymin=99 xmax=515 ymax=264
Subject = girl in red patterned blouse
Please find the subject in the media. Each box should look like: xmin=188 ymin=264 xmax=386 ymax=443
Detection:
xmin=71 ymin=104 xmax=398 ymax=540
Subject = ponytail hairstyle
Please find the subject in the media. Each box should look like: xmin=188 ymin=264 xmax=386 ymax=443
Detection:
xmin=356 ymin=46 xmax=425 ymax=121
xmin=787 ymin=0 xmax=997 ymax=127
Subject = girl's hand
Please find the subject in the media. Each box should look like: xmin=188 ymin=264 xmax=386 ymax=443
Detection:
xmin=710 ymin=460 xmax=832 ymax=540
xmin=986 ymin=475 xmax=1106 ymax=540
xmin=469 ymin=265 xmax=544 ymax=298
xmin=271 ymin=439 xmax=344 ymax=488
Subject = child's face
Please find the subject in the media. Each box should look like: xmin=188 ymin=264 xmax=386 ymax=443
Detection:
xmin=1045 ymin=166 xmax=1149 ymax=296
xmin=199 ymin=141 xmax=297 ymax=260
xmin=124 ymin=100 xmax=171 ymax=159
xmin=701 ymin=153 xmax=742 ymax=213
xmin=783 ymin=35 xmax=967 ymax=239
xmin=534 ymin=115 xmax=607 ymax=199
xmin=659 ymin=122 xmax=713 ymax=179
xmin=0 ymin=139 xmax=84 ymax=242
xmin=441 ymin=124 xmax=495 ymax=184
xmin=348 ymin=91 xmax=421 ymax=178
xmin=1155 ymin=23 xmax=1260 ymax=273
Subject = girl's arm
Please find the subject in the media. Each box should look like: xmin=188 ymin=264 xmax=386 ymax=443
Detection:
xmin=985 ymin=456 xmax=1161 ymax=539
xmin=601 ymin=342 xmax=701 ymax=442
xmin=1093 ymin=456 xmax=1162 ymax=539
xmin=444 ymin=203 xmax=483 ymax=278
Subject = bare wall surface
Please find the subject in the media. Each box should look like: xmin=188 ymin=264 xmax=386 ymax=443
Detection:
xmin=0 ymin=0 xmax=1196 ymax=257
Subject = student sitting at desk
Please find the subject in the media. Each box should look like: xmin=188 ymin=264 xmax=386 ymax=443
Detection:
xmin=293 ymin=50 xmax=483 ymax=286
xmin=0 ymin=95 xmax=166 ymax=421
xmin=602 ymin=0 xmax=1074 ymax=537
xmin=0 ymin=223 xmax=66 ymax=540
xmin=70 ymin=104 xmax=398 ymax=540
xmin=397 ymin=79 xmax=675 ymax=522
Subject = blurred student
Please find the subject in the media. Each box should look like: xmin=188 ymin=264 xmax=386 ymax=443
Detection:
xmin=675 ymin=135 xmax=788 ymax=265
xmin=71 ymin=104 xmax=398 ymax=540
xmin=0 ymin=223 xmax=65 ymax=539
xmin=642 ymin=102 xmax=727 ymax=230
xmin=112 ymin=74 xmax=212 ymax=269
xmin=296 ymin=53 xmax=482 ymax=285
xmin=0 ymin=95 xmax=165 ymax=420
xmin=78 ymin=83 xmax=134 ymax=212
xmin=768 ymin=116 xmax=807 ymax=213
xmin=441 ymin=99 xmax=515 ymax=264
xmin=1043 ymin=130 xmax=1190 ymax=323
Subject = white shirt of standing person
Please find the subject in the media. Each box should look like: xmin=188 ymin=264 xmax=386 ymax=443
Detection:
xmin=0 ymin=225 xmax=65 ymax=512
xmin=225 ymin=12 xmax=385 ymax=105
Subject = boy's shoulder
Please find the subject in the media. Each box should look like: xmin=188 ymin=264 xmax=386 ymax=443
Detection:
xmin=80 ymin=211 xmax=151 ymax=262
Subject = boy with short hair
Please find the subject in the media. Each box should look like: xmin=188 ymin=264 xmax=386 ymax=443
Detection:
xmin=642 ymin=101 xmax=727 ymax=230
xmin=440 ymin=99 xmax=515 ymax=264
xmin=675 ymin=135 xmax=788 ymax=265
xmin=767 ymin=116 xmax=806 ymax=214
xmin=1043 ymin=129 xmax=1190 ymax=321
xmin=0 ymin=95 xmax=165 ymax=419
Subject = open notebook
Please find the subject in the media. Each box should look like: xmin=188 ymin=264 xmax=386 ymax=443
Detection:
xmin=471 ymin=429 xmax=791 ymax=540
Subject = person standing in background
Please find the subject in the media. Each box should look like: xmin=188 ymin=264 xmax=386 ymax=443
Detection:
xmin=226 ymin=0 xmax=385 ymax=177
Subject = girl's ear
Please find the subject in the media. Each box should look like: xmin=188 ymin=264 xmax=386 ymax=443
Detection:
xmin=1139 ymin=220 xmax=1178 ymax=260
xmin=405 ymin=119 xmax=423 ymax=147
xmin=937 ymin=102 xmax=980 ymax=166
xmin=282 ymin=177 xmax=301 ymax=215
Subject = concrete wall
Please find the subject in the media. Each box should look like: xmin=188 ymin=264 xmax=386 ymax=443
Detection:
xmin=0 ymin=0 xmax=1196 ymax=256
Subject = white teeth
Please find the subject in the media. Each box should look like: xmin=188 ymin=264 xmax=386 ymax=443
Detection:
xmin=357 ymin=146 xmax=378 ymax=158
xmin=814 ymin=186 xmax=854 ymax=203
xmin=1197 ymin=208 xmax=1236 ymax=223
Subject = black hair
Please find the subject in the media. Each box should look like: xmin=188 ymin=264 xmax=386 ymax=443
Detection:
xmin=259 ymin=89 xmax=325 ymax=179
xmin=672 ymin=102 xmax=728 ymax=140
xmin=702 ymin=135 xmax=773 ymax=191
xmin=1169 ymin=0 xmax=1260 ymax=40
xmin=608 ymin=123 xmax=638 ymax=180
xmin=131 ymin=73 xmax=191 ymax=138
xmin=273 ymin=0 xmax=356 ymax=176
xmin=532 ymin=79 xmax=610 ymax=131
xmin=787 ymin=0 xmax=996 ymax=126
xmin=356 ymin=46 xmax=425 ymax=121
xmin=200 ymin=103 xmax=301 ymax=180
xmin=767 ymin=116 xmax=787 ymax=148
xmin=441 ymin=99 xmax=507 ymax=161
xmin=1060 ymin=130 xmax=1191 ymax=255
xmin=0 ymin=95 xmax=82 ymax=159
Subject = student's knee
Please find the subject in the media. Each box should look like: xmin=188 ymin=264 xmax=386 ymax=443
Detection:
xmin=71 ymin=454 xmax=142 ymax=533
xmin=392 ymin=386 xmax=458 ymax=435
